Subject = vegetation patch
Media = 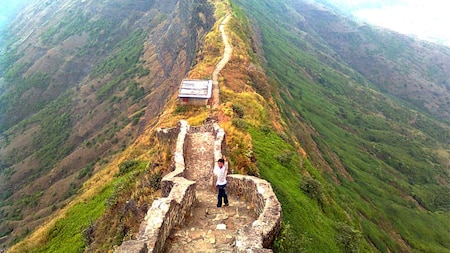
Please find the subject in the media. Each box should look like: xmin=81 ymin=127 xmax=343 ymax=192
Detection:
xmin=228 ymin=0 xmax=449 ymax=251
xmin=11 ymin=185 xmax=114 ymax=253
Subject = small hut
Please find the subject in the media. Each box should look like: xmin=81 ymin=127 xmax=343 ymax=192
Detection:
xmin=178 ymin=79 xmax=213 ymax=106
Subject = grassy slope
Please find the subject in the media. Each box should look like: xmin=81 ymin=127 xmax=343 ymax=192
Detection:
xmin=3 ymin=0 xmax=213 ymax=251
xmin=8 ymin=133 xmax=170 ymax=252
xmin=230 ymin=0 xmax=449 ymax=252
xmin=5 ymin=0 xmax=449 ymax=252
xmin=211 ymin=1 xmax=362 ymax=251
xmin=1 ymin=0 xmax=216 ymax=247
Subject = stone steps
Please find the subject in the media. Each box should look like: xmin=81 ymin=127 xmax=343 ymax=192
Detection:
xmin=117 ymin=120 xmax=280 ymax=253
xmin=164 ymin=190 xmax=256 ymax=252
xmin=184 ymin=132 xmax=215 ymax=190
xmin=163 ymin=131 xmax=257 ymax=252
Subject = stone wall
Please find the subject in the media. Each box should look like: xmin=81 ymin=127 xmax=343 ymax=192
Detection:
xmin=161 ymin=120 xmax=189 ymax=197
xmin=227 ymin=175 xmax=282 ymax=251
xmin=117 ymin=178 xmax=196 ymax=253
xmin=116 ymin=120 xmax=282 ymax=252
xmin=212 ymin=122 xmax=226 ymax=170
xmin=212 ymin=120 xmax=282 ymax=252
xmin=155 ymin=124 xmax=180 ymax=144
xmin=116 ymin=121 xmax=196 ymax=253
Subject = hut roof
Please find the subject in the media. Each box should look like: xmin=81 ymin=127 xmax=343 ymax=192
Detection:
xmin=178 ymin=79 xmax=213 ymax=99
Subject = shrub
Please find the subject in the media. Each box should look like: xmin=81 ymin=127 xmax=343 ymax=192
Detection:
xmin=336 ymin=223 xmax=362 ymax=253
xmin=232 ymin=103 xmax=245 ymax=118
xmin=260 ymin=125 xmax=271 ymax=134
xmin=174 ymin=105 xmax=189 ymax=114
xmin=275 ymin=150 xmax=295 ymax=167
xmin=147 ymin=171 xmax=162 ymax=190
xmin=274 ymin=222 xmax=306 ymax=252
xmin=117 ymin=160 xmax=140 ymax=176
xmin=231 ymin=118 xmax=248 ymax=130
xmin=300 ymin=176 xmax=323 ymax=206
xmin=77 ymin=163 xmax=95 ymax=179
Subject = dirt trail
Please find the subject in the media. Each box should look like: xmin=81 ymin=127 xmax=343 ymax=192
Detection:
xmin=163 ymin=131 xmax=256 ymax=252
xmin=210 ymin=14 xmax=233 ymax=109
xmin=164 ymin=12 xmax=250 ymax=253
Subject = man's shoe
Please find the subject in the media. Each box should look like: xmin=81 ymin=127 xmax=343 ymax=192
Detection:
xmin=224 ymin=203 xmax=229 ymax=207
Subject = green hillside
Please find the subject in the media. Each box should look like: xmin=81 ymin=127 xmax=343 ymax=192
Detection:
xmin=0 ymin=0 xmax=214 ymax=248
xmin=1 ymin=0 xmax=449 ymax=252
xmin=231 ymin=0 xmax=449 ymax=252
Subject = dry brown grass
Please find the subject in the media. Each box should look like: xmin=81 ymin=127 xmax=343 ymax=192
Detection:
xmin=8 ymin=114 xmax=170 ymax=252
xmin=8 ymin=0 xmax=287 ymax=250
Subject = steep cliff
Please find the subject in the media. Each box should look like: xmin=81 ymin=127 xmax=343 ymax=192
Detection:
xmin=230 ymin=0 xmax=449 ymax=252
xmin=0 ymin=0 xmax=213 ymax=247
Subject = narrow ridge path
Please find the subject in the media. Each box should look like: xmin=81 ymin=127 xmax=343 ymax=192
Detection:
xmin=163 ymin=131 xmax=256 ymax=252
xmin=164 ymin=11 xmax=252 ymax=253
xmin=211 ymin=14 xmax=232 ymax=109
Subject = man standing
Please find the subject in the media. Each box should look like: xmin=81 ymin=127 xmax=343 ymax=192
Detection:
xmin=213 ymin=157 xmax=229 ymax=207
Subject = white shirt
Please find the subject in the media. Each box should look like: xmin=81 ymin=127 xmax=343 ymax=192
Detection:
xmin=213 ymin=161 xmax=228 ymax=186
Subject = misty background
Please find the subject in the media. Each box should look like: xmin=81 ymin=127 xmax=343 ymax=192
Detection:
xmin=0 ymin=0 xmax=30 ymax=48
xmin=326 ymin=0 xmax=450 ymax=47
xmin=0 ymin=0 xmax=29 ymax=31
xmin=0 ymin=0 xmax=449 ymax=47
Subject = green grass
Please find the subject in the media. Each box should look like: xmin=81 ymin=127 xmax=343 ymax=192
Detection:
xmin=250 ymin=128 xmax=367 ymax=252
xmin=31 ymin=185 xmax=114 ymax=253
xmin=232 ymin=0 xmax=450 ymax=252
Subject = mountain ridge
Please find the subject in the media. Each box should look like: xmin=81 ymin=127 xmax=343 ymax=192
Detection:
xmin=1 ymin=0 xmax=214 ymax=248
xmin=1 ymin=0 xmax=449 ymax=252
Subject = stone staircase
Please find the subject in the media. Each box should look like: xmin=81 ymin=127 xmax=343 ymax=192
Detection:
xmin=164 ymin=190 xmax=256 ymax=252
xmin=116 ymin=9 xmax=281 ymax=253
xmin=163 ymin=126 xmax=257 ymax=252
xmin=116 ymin=120 xmax=281 ymax=252
xmin=183 ymin=131 xmax=215 ymax=190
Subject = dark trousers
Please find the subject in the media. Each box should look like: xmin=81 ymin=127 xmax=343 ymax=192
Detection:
xmin=217 ymin=184 xmax=228 ymax=207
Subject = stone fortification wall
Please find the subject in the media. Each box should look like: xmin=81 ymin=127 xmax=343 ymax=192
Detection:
xmin=160 ymin=120 xmax=189 ymax=197
xmin=227 ymin=175 xmax=282 ymax=251
xmin=116 ymin=120 xmax=195 ymax=253
xmin=212 ymin=120 xmax=281 ymax=252
xmin=117 ymin=178 xmax=196 ymax=253
xmin=212 ymin=122 xmax=226 ymax=169
xmin=117 ymin=120 xmax=282 ymax=252
xmin=155 ymin=124 xmax=180 ymax=144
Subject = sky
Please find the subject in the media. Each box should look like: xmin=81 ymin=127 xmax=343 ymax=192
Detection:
xmin=0 ymin=0 xmax=29 ymax=32
xmin=324 ymin=0 xmax=450 ymax=47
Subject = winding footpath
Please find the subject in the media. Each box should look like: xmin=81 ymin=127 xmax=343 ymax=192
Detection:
xmin=210 ymin=14 xmax=233 ymax=109
xmin=163 ymin=14 xmax=258 ymax=252
xmin=116 ymin=10 xmax=281 ymax=253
